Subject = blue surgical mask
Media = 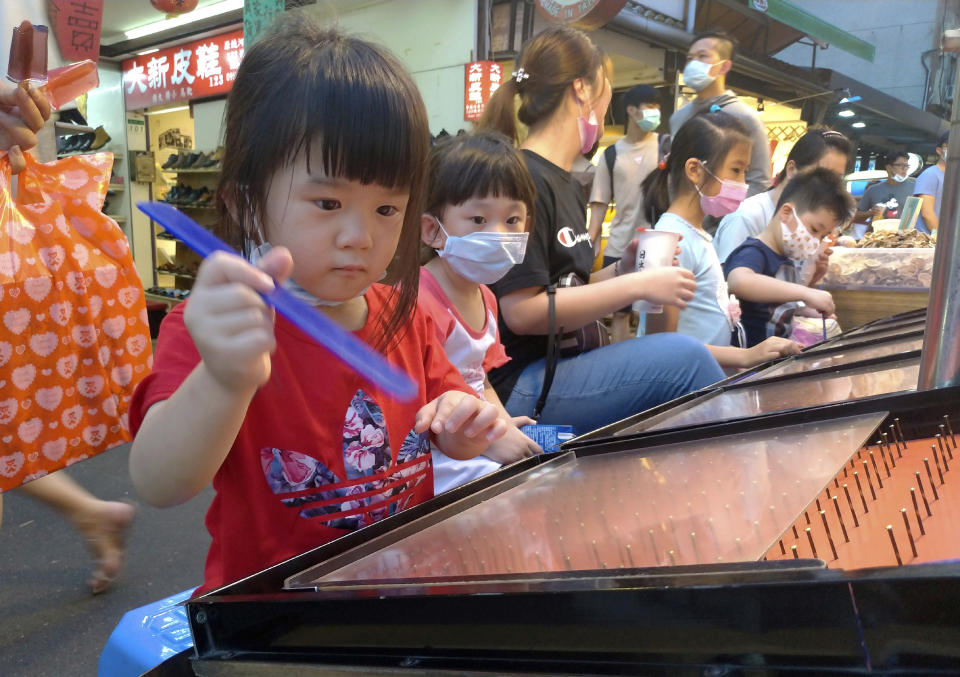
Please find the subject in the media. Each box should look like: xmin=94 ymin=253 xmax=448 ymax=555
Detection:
xmin=434 ymin=218 xmax=528 ymax=284
xmin=637 ymin=108 xmax=661 ymax=132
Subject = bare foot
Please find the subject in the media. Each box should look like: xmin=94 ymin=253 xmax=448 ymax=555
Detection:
xmin=75 ymin=500 xmax=136 ymax=594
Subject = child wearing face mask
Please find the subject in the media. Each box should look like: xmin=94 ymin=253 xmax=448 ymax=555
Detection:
xmin=724 ymin=167 xmax=855 ymax=348
xmin=642 ymin=111 xmax=800 ymax=368
xmin=419 ymin=132 xmax=543 ymax=493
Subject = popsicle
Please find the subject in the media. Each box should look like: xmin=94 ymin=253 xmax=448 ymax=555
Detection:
xmin=136 ymin=201 xmax=418 ymax=401
xmin=43 ymin=60 xmax=99 ymax=109
xmin=7 ymin=20 xmax=48 ymax=84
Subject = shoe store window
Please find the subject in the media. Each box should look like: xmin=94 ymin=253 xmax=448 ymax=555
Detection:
xmin=145 ymin=101 xmax=222 ymax=304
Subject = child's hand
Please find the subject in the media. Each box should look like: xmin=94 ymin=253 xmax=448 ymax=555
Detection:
xmin=631 ymin=267 xmax=697 ymax=308
xmin=802 ymin=288 xmax=835 ymax=316
xmin=415 ymin=391 xmax=508 ymax=460
xmin=509 ymin=415 xmax=536 ymax=427
xmin=744 ymin=336 xmax=801 ymax=367
xmin=184 ymin=248 xmax=293 ymax=392
xmin=483 ymin=424 xmax=542 ymax=465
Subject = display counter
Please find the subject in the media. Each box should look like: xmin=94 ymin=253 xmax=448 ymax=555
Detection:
xmin=820 ymin=246 xmax=933 ymax=328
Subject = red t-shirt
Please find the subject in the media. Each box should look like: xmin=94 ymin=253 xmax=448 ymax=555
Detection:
xmin=417 ymin=268 xmax=509 ymax=398
xmin=130 ymin=284 xmax=473 ymax=593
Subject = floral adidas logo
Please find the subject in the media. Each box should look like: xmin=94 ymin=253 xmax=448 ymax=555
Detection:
xmin=260 ymin=389 xmax=430 ymax=531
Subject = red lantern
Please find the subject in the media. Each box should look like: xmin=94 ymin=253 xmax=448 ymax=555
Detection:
xmin=150 ymin=0 xmax=199 ymax=16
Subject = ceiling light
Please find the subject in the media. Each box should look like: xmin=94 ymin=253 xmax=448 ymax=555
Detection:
xmin=851 ymin=121 xmax=866 ymax=128
xmin=147 ymin=105 xmax=190 ymax=115
xmin=838 ymin=109 xmax=856 ymax=117
xmin=123 ymin=0 xmax=243 ymax=41
xmin=840 ymin=95 xmax=862 ymax=104
xmin=136 ymin=48 xmax=159 ymax=56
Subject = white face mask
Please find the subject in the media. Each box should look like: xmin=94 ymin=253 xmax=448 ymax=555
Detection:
xmin=891 ymin=173 xmax=908 ymax=183
xmin=780 ymin=207 xmax=822 ymax=261
xmin=682 ymin=60 xmax=718 ymax=92
xmin=434 ymin=218 xmax=528 ymax=285
xmin=246 ymin=241 xmax=379 ymax=307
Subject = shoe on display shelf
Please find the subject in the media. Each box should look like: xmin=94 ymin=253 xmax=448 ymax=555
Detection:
xmin=89 ymin=125 xmax=111 ymax=151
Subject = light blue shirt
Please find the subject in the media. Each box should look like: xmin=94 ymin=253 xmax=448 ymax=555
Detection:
xmin=655 ymin=213 xmax=733 ymax=346
xmin=914 ymin=164 xmax=944 ymax=234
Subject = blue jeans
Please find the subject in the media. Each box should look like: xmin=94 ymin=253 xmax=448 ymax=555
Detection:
xmin=504 ymin=333 xmax=724 ymax=433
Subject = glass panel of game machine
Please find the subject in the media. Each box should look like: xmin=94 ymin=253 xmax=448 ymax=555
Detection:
xmin=285 ymin=412 xmax=885 ymax=591
xmin=806 ymin=324 xmax=923 ymax=353
xmin=615 ymin=356 xmax=919 ymax=435
xmin=741 ymin=334 xmax=923 ymax=384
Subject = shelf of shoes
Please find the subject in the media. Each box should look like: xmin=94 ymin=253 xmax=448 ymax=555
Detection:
xmin=56 ymin=124 xmax=112 ymax=157
xmin=160 ymin=147 xmax=223 ymax=173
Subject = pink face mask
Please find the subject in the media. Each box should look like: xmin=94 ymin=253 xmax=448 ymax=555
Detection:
xmin=696 ymin=161 xmax=748 ymax=218
xmin=577 ymin=109 xmax=600 ymax=155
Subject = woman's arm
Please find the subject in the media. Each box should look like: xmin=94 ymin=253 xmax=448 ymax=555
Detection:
xmin=499 ymin=267 xmax=696 ymax=336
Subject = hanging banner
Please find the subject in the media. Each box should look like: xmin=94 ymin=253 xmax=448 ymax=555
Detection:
xmin=243 ymin=0 xmax=285 ymax=48
xmin=464 ymin=61 xmax=503 ymax=122
xmin=121 ymin=29 xmax=244 ymax=110
xmin=46 ymin=0 xmax=104 ymax=62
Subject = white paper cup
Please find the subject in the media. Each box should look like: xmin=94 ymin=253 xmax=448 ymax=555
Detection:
xmin=633 ymin=229 xmax=680 ymax=314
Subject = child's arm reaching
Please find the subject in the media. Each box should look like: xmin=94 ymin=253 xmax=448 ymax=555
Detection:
xmin=727 ymin=266 xmax=835 ymax=316
xmin=414 ymin=391 xmax=509 ymax=461
xmin=129 ymin=249 xmax=293 ymax=508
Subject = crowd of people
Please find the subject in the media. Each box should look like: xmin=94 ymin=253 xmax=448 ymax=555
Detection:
xmin=1 ymin=13 xmax=948 ymax=598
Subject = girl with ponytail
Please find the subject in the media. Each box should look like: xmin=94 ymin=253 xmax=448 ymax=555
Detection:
xmin=476 ymin=25 xmax=724 ymax=433
xmin=642 ymin=111 xmax=800 ymax=368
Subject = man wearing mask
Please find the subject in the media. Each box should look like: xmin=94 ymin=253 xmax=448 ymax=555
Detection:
xmin=854 ymin=151 xmax=915 ymax=224
xmin=670 ymin=32 xmax=771 ymax=206
xmin=914 ymin=132 xmax=948 ymax=234
xmin=588 ymin=85 xmax=667 ymax=341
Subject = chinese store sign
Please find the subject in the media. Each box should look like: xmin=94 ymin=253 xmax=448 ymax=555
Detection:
xmin=464 ymin=61 xmax=502 ymax=122
xmin=121 ymin=30 xmax=244 ymax=110
xmin=47 ymin=0 xmax=104 ymax=62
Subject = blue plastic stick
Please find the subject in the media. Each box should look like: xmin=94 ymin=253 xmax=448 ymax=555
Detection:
xmin=137 ymin=201 xmax=417 ymax=401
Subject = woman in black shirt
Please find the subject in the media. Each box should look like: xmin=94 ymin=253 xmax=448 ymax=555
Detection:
xmin=478 ymin=25 xmax=724 ymax=432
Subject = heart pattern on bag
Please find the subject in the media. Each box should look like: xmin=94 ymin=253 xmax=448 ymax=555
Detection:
xmin=260 ymin=390 xmax=431 ymax=530
xmin=0 ymin=152 xmax=153 ymax=492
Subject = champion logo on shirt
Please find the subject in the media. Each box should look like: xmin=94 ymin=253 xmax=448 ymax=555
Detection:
xmin=259 ymin=389 xmax=430 ymax=531
xmin=557 ymin=226 xmax=591 ymax=248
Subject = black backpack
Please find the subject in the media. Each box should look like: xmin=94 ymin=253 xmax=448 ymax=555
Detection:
xmin=601 ymin=133 xmax=671 ymax=201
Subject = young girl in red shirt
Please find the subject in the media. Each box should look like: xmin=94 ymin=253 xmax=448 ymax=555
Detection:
xmin=128 ymin=14 xmax=506 ymax=594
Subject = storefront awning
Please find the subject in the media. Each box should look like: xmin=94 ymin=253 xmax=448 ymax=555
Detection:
xmin=698 ymin=0 xmax=875 ymax=63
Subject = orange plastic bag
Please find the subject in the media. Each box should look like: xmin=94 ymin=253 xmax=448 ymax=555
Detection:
xmin=0 ymin=152 xmax=152 ymax=491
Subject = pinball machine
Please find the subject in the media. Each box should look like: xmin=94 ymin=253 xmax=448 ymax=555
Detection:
xmin=142 ymin=308 xmax=960 ymax=676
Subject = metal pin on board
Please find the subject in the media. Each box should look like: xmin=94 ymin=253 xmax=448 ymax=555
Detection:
xmin=868 ymin=456 xmax=883 ymax=489
xmin=816 ymin=497 xmax=822 ymax=512
xmin=910 ymin=487 xmax=926 ymax=535
xmin=894 ymin=417 xmax=906 ymax=451
xmin=707 ymin=517 xmax=720 ymax=550
xmin=862 ymin=461 xmax=878 ymax=498
xmin=835 ymin=477 xmax=840 ymax=488
xmin=825 ymin=486 xmax=832 ymax=501
xmin=880 ymin=448 xmax=891 ymax=477
xmin=887 ymin=525 xmax=903 ymax=566
xmin=832 ymin=496 xmax=850 ymax=542
xmin=591 ymin=540 xmax=603 ymax=568
xmin=932 ymin=445 xmax=946 ymax=484
xmin=625 ymin=543 xmax=636 ymax=568
xmin=819 ymin=510 xmax=838 ymax=560
xmin=735 ymin=537 xmax=744 ymax=559
xmin=648 ymin=529 xmax=658 ymax=556
xmin=924 ymin=459 xmax=940 ymax=500
xmin=805 ymin=510 xmax=812 ymax=525
xmin=888 ymin=426 xmax=902 ymax=457
xmin=853 ymin=472 xmax=869 ymax=513
xmin=843 ymin=483 xmax=860 ymax=527
xmin=805 ymin=527 xmax=819 ymax=559
xmin=886 ymin=440 xmax=897 ymax=469
xmin=792 ymin=524 xmax=800 ymax=539
xmin=944 ymin=415 xmax=957 ymax=450
xmin=791 ymin=544 xmax=799 ymax=559
xmin=937 ymin=434 xmax=951 ymax=472
xmin=901 ymin=508 xmax=918 ymax=558
xmin=915 ymin=472 xmax=933 ymax=517
xmin=668 ymin=549 xmax=677 ymax=566
xmin=880 ymin=432 xmax=891 ymax=460
xmin=690 ymin=532 xmax=700 ymax=561
xmin=779 ymin=539 xmax=787 ymax=555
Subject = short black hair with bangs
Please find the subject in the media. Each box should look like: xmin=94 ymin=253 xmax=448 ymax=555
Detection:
xmin=216 ymin=10 xmax=430 ymax=352
xmin=420 ymin=131 xmax=537 ymax=263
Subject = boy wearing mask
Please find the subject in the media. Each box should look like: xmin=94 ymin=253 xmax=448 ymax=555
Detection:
xmin=724 ymin=168 xmax=854 ymax=347
xmin=588 ymin=84 xmax=667 ymax=341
